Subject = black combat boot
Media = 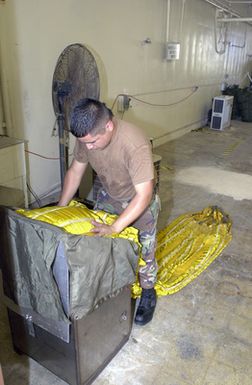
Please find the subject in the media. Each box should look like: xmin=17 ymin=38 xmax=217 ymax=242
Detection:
xmin=134 ymin=288 xmax=157 ymax=326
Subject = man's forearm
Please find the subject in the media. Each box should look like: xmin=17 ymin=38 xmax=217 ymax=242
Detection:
xmin=91 ymin=180 xmax=154 ymax=236
xmin=58 ymin=169 xmax=83 ymax=206
xmin=112 ymin=181 xmax=153 ymax=233
xmin=58 ymin=159 xmax=88 ymax=206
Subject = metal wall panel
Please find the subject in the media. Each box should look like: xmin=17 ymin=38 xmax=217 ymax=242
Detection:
xmin=0 ymin=0 xmax=251 ymax=199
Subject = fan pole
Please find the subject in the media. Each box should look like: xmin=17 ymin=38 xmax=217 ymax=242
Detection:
xmin=53 ymin=81 xmax=70 ymax=188
xmin=58 ymin=112 xmax=67 ymax=188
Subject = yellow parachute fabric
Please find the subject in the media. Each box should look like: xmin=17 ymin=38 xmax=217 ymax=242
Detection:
xmin=17 ymin=203 xmax=232 ymax=297
xmin=132 ymin=206 xmax=232 ymax=297
xmin=16 ymin=200 xmax=141 ymax=248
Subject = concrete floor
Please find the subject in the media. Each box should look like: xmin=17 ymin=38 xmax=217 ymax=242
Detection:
xmin=1 ymin=120 xmax=252 ymax=385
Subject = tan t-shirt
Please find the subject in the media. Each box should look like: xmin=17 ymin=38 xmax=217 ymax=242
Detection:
xmin=73 ymin=119 xmax=154 ymax=201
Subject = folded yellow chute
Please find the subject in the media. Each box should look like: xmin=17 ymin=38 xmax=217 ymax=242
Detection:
xmin=17 ymin=200 xmax=140 ymax=248
xmin=132 ymin=206 xmax=232 ymax=297
xmin=17 ymin=203 xmax=232 ymax=297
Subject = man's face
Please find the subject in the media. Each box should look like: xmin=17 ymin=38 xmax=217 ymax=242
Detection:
xmin=78 ymin=121 xmax=113 ymax=150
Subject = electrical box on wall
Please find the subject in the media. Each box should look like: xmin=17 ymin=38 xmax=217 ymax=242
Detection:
xmin=117 ymin=95 xmax=131 ymax=113
xmin=166 ymin=42 xmax=180 ymax=61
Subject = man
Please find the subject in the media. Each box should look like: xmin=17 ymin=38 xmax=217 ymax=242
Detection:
xmin=58 ymin=98 xmax=160 ymax=326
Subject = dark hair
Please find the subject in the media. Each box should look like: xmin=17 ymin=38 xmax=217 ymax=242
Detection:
xmin=70 ymin=98 xmax=113 ymax=138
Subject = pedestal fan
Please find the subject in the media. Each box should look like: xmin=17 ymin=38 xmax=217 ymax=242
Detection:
xmin=52 ymin=43 xmax=100 ymax=187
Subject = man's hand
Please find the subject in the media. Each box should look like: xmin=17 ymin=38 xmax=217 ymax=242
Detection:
xmin=91 ymin=180 xmax=154 ymax=236
xmin=91 ymin=220 xmax=117 ymax=236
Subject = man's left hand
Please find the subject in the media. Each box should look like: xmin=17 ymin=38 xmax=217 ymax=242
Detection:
xmin=91 ymin=220 xmax=117 ymax=236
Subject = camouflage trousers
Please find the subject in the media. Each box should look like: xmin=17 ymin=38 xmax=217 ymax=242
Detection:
xmin=94 ymin=189 xmax=160 ymax=289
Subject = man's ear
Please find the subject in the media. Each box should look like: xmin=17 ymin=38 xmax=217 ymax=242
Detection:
xmin=106 ymin=120 xmax=114 ymax=132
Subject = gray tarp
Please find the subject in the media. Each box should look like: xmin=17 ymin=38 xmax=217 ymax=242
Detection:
xmin=0 ymin=207 xmax=139 ymax=323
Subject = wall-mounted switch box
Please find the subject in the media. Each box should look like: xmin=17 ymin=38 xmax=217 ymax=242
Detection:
xmin=117 ymin=95 xmax=131 ymax=113
xmin=165 ymin=42 xmax=180 ymax=61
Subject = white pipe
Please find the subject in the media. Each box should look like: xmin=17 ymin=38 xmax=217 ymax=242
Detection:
xmin=229 ymin=1 xmax=252 ymax=3
xmin=203 ymin=0 xmax=241 ymax=17
xmin=203 ymin=0 xmax=252 ymax=25
xmin=214 ymin=9 xmax=227 ymax=54
xmin=179 ymin=0 xmax=186 ymax=37
xmin=218 ymin=17 xmax=252 ymax=21
xmin=166 ymin=0 xmax=171 ymax=42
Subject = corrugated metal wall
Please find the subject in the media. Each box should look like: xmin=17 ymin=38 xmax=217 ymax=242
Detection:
xmin=0 ymin=0 xmax=251 ymax=201
xmin=122 ymin=0 xmax=252 ymax=146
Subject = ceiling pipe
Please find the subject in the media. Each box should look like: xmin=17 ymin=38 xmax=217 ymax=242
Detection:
xmin=218 ymin=17 xmax=252 ymax=20
xmin=203 ymin=0 xmax=252 ymax=25
xmin=228 ymin=1 xmax=252 ymax=3
xmin=203 ymin=0 xmax=242 ymax=17
xmin=166 ymin=0 xmax=171 ymax=42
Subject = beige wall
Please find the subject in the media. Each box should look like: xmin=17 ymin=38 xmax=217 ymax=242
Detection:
xmin=0 ymin=0 xmax=252 ymax=202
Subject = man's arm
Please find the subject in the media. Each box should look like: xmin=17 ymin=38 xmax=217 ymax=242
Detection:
xmin=92 ymin=179 xmax=154 ymax=236
xmin=58 ymin=159 xmax=88 ymax=206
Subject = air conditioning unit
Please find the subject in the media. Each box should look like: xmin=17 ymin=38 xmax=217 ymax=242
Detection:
xmin=210 ymin=95 xmax=234 ymax=130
